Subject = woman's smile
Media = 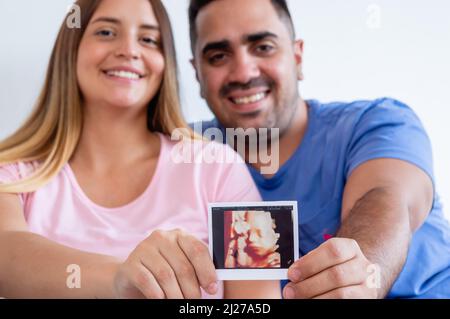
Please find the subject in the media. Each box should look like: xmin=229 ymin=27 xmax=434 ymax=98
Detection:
xmin=102 ymin=66 xmax=147 ymax=85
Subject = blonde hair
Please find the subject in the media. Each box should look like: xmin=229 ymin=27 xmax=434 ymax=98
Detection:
xmin=0 ymin=0 xmax=193 ymax=193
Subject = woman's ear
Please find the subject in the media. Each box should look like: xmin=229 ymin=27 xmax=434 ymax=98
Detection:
xmin=293 ymin=39 xmax=304 ymax=81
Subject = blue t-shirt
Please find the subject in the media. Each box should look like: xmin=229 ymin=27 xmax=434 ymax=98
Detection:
xmin=196 ymin=97 xmax=450 ymax=298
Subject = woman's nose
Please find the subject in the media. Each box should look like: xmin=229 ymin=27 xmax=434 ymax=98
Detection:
xmin=115 ymin=36 xmax=140 ymax=60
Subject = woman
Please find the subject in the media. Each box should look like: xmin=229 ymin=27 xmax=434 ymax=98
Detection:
xmin=0 ymin=0 xmax=280 ymax=299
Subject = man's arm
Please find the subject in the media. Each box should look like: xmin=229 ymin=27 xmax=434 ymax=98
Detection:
xmin=338 ymin=158 xmax=432 ymax=296
xmin=283 ymin=158 xmax=433 ymax=299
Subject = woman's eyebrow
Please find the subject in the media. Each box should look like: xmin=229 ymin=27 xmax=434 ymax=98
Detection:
xmin=91 ymin=17 xmax=160 ymax=30
xmin=91 ymin=17 xmax=120 ymax=25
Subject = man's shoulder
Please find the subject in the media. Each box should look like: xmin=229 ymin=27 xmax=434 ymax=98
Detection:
xmin=189 ymin=118 xmax=222 ymax=134
xmin=187 ymin=98 xmax=418 ymax=139
xmin=311 ymin=97 xmax=415 ymax=123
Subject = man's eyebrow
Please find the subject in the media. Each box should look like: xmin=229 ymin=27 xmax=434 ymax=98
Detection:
xmin=244 ymin=31 xmax=278 ymax=43
xmin=201 ymin=32 xmax=277 ymax=56
xmin=91 ymin=17 xmax=160 ymax=31
xmin=202 ymin=40 xmax=231 ymax=55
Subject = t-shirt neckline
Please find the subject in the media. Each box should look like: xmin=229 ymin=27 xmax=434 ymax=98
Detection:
xmin=63 ymin=132 xmax=165 ymax=212
xmin=247 ymin=99 xmax=318 ymax=187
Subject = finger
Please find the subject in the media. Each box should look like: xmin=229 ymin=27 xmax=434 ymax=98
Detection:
xmin=288 ymin=238 xmax=361 ymax=282
xmin=225 ymin=252 xmax=236 ymax=268
xmin=128 ymin=264 xmax=165 ymax=299
xmin=313 ymin=285 xmax=365 ymax=299
xmin=159 ymin=243 xmax=202 ymax=299
xmin=267 ymin=252 xmax=280 ymax=266
xmin=226 ymin=239 xmax=237 ymax=257
xmin=284 ymin=257 xmax=368 ymax=299
xmin=177 ymin=233 xmax=218 ymax=294
xmin=140 ymin=250 xmax=184 ymax=299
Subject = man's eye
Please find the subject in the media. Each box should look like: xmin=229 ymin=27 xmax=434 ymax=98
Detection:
xmin=208 ymin=53 xmax=227 ymax=65
xmin=256 ymin=44 xmax=274 ymax=54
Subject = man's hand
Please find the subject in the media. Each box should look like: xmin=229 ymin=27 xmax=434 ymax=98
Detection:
xmin=283 ymin=238 xmax=379 ymax=299
xmin=114 ymin=229 xmax=218 ymax=299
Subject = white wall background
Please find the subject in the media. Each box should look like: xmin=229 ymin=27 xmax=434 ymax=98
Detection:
xmin=0 ymin=0 xmax=449 ymax=218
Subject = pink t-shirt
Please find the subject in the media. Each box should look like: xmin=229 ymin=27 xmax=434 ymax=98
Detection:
xmin=0 ymin=133 xmax=261 ymax=298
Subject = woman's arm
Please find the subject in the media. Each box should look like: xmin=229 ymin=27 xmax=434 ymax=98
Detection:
xmin=0 ymin=193 xmax=119 ymax=298
xmin=0 ymin=193 xmax=219 ymax=299
xmin=224 ymin=281 xmax=281 ymax=299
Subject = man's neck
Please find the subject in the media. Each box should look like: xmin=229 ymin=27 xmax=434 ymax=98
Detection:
xmin=251 ymin=99 xmax=309 ymax=178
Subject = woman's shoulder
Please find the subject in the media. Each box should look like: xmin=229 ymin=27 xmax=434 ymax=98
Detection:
xmin=160 ymin=133 xmax=260 ymax=202
xmin=160 ymin=132 xmax=245 ymax=167
xmin=0 ymin=161 xmax=40 ymax=183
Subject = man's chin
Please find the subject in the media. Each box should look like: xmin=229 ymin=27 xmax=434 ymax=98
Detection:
xmin=228 ymin=117 xmax=270 ymax=131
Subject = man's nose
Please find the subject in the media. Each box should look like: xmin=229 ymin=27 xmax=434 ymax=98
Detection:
xmin=228 ymin=52 xmax=260 ymax=84
xmin=115 ymin=35 xmax=140 ymax=60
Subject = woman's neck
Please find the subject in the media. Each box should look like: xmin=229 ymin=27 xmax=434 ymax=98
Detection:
xmin=70 ymin=102 xmax=159 ymax=172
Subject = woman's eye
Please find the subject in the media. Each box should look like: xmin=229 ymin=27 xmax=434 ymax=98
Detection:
xmin=141 ymin=37 xmax=159 ymax=46
xmin=95 ymin=30 xmax=114 ymax=37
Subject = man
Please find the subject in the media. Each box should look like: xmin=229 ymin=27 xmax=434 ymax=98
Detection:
xmin=188 ymin=0 xmax=450 ymax=298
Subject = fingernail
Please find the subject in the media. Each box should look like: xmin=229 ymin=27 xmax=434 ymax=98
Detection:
xmin=289 ymin=269 xmax=301 ymax=282
xmin=207 ymin=282 xmax=218 ymax=294
xmin=284 ymin=286 xmax=295 ymax=299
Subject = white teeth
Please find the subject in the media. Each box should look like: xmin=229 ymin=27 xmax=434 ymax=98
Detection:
xmin=106 ymin=70 xmax=141 ymax=80
xmin=232 ymin=92 xmax=266 ymax=105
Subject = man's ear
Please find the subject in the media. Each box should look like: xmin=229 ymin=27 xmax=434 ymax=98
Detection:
xmin=293 ymin=39 xmax=304 ymax=81
xmin=190 ymin=58 xmax=205 ymax=98
xmin=190 ymin=58 xmax=199 ymax=81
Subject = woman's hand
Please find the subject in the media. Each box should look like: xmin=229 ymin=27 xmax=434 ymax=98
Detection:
xmin=113 ymin=229 xmax=218 ymax=299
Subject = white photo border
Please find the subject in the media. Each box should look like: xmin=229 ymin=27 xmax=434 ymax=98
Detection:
xmin=208 ymin=201 xmax=299 ymax=281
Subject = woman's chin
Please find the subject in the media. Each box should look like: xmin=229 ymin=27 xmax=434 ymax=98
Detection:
xmin=104 ymin=98 xmax=147 ymax=110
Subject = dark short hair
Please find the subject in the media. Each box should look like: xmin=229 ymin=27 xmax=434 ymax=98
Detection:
xmin=188 ymin=0 xmax=296 ymax=54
